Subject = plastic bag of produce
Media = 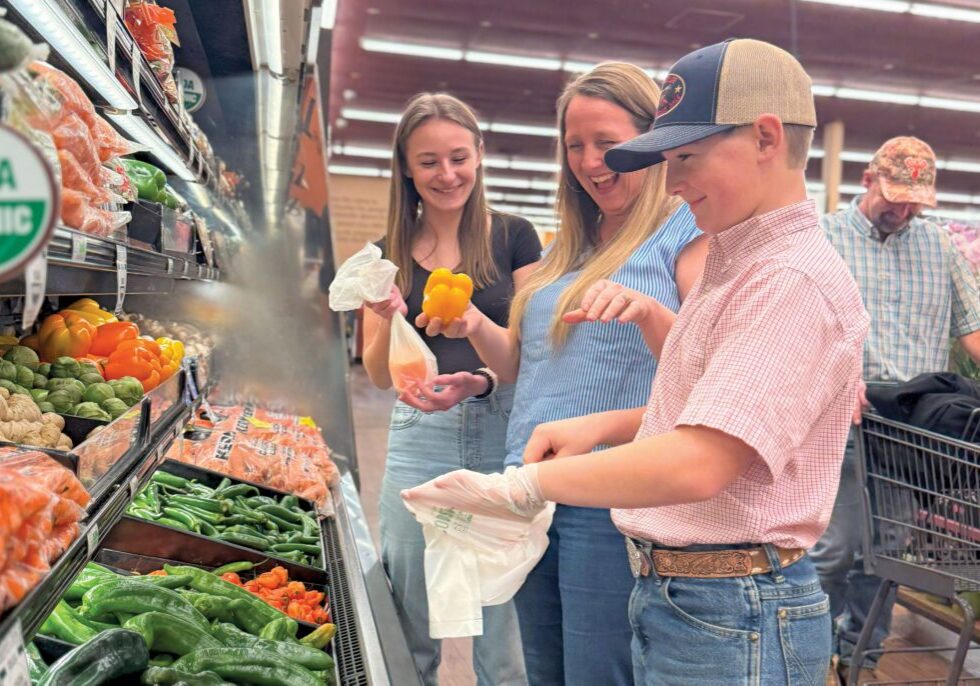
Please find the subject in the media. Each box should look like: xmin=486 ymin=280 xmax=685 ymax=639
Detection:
xmin=29 ymin=61 xmax=99 ymax=131
xmin=328 ymin=242 xmax=399 ymax=311
xmin=92 ymin=115 xmax=144 ymax=162
xmin=0 ymin=10 xmax=48 ymax=74
xmin=401 ymin=474 xmax=554 ymax=638
xmin=389 ymin=313 xmax=438 ymax=394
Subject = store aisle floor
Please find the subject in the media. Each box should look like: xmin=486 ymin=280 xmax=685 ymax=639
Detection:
xmin=350 ymin=363 xmax=477 ymax=686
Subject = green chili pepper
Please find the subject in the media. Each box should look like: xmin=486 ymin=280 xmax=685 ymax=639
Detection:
xmin=151 ymin=471 xmax=190 ymax=489
xmin=123 ymin=612 xmax=222 ymax=656
xmin=212 ymin=561 xmax=258 ymax=576
xmin=171 ymin=648 xmax=321 ymax=686
xmin=162 ymin=507 xmax=201 ymax=533
xmin=81 ymin=579 xmax=209 ymax=630
xmin=212 ymin=622 xmax=333 ymax=671
xmin=216 ymin=484 xmax=260 ymax=499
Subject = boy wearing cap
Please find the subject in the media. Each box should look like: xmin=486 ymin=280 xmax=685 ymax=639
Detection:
xmin=404 ymin=38 xmax=868 ymax=684
xmin=812 ymin=136 xmax=980 ymax=682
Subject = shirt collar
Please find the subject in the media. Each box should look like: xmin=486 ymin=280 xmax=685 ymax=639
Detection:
xmin=847 ymin=195 xmax=913 ymax=242
xmin=711 ymin=200 xmax=818 ymax=264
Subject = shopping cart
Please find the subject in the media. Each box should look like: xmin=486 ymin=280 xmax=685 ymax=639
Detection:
xmin=849 ymin=411 xmax=980 ymax=686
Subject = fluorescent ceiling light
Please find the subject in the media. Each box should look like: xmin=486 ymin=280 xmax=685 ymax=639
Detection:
xmin=332 ymin=144 xmax=391 ymax=159
xmin=106 ymin=113 xmax=196 ymax=181
xmin=361 ymin=38 xmax=463 ymax=60
xmin=8 ymin=0 xmax=137 ymax=110
xmin=942 ymin=160 xmax=980 ymax=173
xmin=485 ymin=176 xmax=532 ymax=189
xmin=919 ymin=96 xmax=980 ymax=113
xmin=509 ymin=159 xmax=560 ymax=172
xmin=563 ymin=60 xmax=597 ymax=73
xmin=328 ymin=164 xmax=392 ymax=178
xmin=321 ymin=0 xmax=337 ymax=29
xmin=936 ymin=191 xmax=977 ymax=204
xmin=307 ymin=7 xmax=322 ymax=63
xmin=910 ymin=2 xmax=980 ymax=21
xmin=489 ymin=122 xmax=558 ymax=137
xmin=801 ymin=0 xmax=910 ymax=11
xmin=835 ymin=88 xmax=920 ymax=105
xmin=465 ymin=50 xmax=562 ymax=70
xmin=840 ymin=151 xmax=875 ymax=163
xmin=245 ymin=0 xmax=284 ymax=74
xmin=340 ymin=107 xmax=403 ymax=124
xmin=810 ymin=85 xmax=838 ymax=97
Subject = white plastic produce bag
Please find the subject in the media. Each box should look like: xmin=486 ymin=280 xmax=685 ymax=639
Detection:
xmin=327 ymin=242 xmax=399 ymax=311
xmin=402 ymin=476 xmax=554 ymax=638
xmin=328 ymin=242 xmax=437 ymax=391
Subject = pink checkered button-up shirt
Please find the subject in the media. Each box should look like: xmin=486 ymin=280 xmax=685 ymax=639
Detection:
xmin=612 ymin=200 xmax=869 ymax=549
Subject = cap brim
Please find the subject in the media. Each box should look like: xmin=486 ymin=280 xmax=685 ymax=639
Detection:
xmin=605 ymin=123 xmax=736 ymax=172
xmin=879 ymin=177 xmax=937 ymax=208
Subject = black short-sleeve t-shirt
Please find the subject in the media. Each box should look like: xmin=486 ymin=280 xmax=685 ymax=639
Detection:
xmin=380 ymin=213 xmax=542 ymax=374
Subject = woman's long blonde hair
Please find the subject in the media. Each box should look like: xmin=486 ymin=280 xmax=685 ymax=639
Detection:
xmin=386 ymin=93 xmax=496 ymax=295
xmin=509 ymin=63 xmax=678 ymax=346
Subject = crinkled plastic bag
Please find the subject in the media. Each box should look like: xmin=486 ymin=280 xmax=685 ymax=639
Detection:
xmin=328 ymin=243 xmax=399 ymax=311
xmin=403 ymin=485 xmax=554 ymax=638
xmin=389 ymin=312 xmax=437 ymax=394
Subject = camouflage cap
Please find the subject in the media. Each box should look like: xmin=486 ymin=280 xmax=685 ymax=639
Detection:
xmin=869 ymin=136 xmax=937 ymax=207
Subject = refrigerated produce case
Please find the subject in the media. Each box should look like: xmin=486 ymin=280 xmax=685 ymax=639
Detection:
xmin=0 ymin=1 xmax=419 ymax=683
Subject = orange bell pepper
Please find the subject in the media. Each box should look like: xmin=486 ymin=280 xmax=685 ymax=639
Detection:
xmin=421 ymin=268 xmax=473 ymax=322
xmin=90 ymin=321 xmax=139 ymax=356
xmin=104 ymin=338 xmax=165 ymax=390
xmin=37 ymin=312 xmax=95 ymax=361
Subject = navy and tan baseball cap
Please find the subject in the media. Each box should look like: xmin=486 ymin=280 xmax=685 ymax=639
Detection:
xmin=605 ymin=39 xmax=817 ymax=172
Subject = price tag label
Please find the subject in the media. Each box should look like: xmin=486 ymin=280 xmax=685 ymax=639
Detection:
xmin=71 ymin=233 xmax=87 ymax=262
xmin=0 ymin=619 xmax=30 ymax=686
xmin=115 ymin=244 xmax=127 ymax=315
xmin=131 ymin=42 xmax=143 ymax=110
xmin=86 ymin=523 xmax=100 ymax=557
xmin=21 ymin=249 xmax=47 ymax=330
xmin=105 ymin=0 xmax=117 ymax=76
xmin=128 ymin=475 xmax=139 ymax=499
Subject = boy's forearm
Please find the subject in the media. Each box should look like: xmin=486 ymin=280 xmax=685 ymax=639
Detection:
xmin=536 ymin=426 xmax=754 ymax=508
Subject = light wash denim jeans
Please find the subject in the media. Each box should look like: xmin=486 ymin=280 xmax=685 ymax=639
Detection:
xmin=378 ymin=385 xmax=527 ymax=686
xmin=514 ymin=504 xmax=635 ymax=686
xmin=630 ymin=548 xmax=831 ymax=686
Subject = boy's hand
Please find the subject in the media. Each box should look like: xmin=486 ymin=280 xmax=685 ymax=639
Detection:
xmin=524 ymin=416 xmax=606 ymax=464
xmin=416 ymin=304 xmax=485 ymax=338
xmin=853 ymin=379 xmax=869 ymax=425
xmin=562 ymin=279 xmax=654 ymax=325
xmin=365 ymin=285 xmax=408 ymax=320
xmin=398 ymin=372 xmax=489 ymax=412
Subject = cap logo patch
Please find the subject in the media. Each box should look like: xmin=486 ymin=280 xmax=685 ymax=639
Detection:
xmin=905 ymin=157 xmax=927 ymax=180
xmin=657 ymin=74 xmax=686 ymax=118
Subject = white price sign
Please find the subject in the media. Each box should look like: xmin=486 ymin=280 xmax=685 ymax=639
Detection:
xmin=115 ymin=244 xmax=127 ymax=315
xmin=105 ymin=0 xmax=117 ymax=75
xmin=0 ymin=620 xmax=30 ymax=686
xmin=131 ymin=42 xmax=143 ymax=110
xmin=21 ymin=248 xmax=47 ymax=330
xmin=86 ymin=523 xmax=100 ymax=557
xmin=71 ymin=233 xmax=87 ymax=262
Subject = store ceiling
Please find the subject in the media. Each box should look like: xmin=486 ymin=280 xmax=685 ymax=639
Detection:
xmin=329 ymin=0 xmax=980 ymax=220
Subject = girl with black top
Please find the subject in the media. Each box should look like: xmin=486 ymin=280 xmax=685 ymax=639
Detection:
xmin=361 ymin=92 xmax=540 ymax=686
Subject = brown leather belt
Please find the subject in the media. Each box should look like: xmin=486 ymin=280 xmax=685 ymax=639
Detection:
xmin=625 ymin=538 xmax=806 ymax=579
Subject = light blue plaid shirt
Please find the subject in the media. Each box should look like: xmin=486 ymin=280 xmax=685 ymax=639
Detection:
xmin=822 ymin=196 xmax=980 ymax=382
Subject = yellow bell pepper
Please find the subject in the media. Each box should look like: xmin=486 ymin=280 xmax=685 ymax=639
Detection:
xmin=155 ymin=337 xmax=185 ymax=363
xmin=63 ymin=298 xmax=118 ymax=326
xmin=422 ymin=268 xmax=473 ymax=322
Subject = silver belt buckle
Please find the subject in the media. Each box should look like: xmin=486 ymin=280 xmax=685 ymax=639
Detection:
xmin=625 ymin=537 xmax=650 ymax=578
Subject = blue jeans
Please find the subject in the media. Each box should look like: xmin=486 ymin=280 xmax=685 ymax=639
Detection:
xmin=515 ymin=504 xmax=635 ymax=686
xmin=810 ymin=430 xmax=896 ymax=667
xmin=630 ymin=550 xmax=831 ymax=686
xmin=378 ymin=386 xmax=527 ymax=686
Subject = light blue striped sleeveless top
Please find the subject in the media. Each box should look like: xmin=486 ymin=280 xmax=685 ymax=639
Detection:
xmin=505 ymin=203 xmax=701 ymax=466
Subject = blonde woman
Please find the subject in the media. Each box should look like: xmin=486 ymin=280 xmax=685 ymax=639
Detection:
xmin=361 ymin=92 xmax=540 ymax=686
xmin=406 ymin=64 xmax=707 ymax=684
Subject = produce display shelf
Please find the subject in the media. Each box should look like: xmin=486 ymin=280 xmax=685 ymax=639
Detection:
xmin=0 ymin=227 xmax=219 ymax=297
xmin=0 ymin=391 xmax=191 ymax=643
